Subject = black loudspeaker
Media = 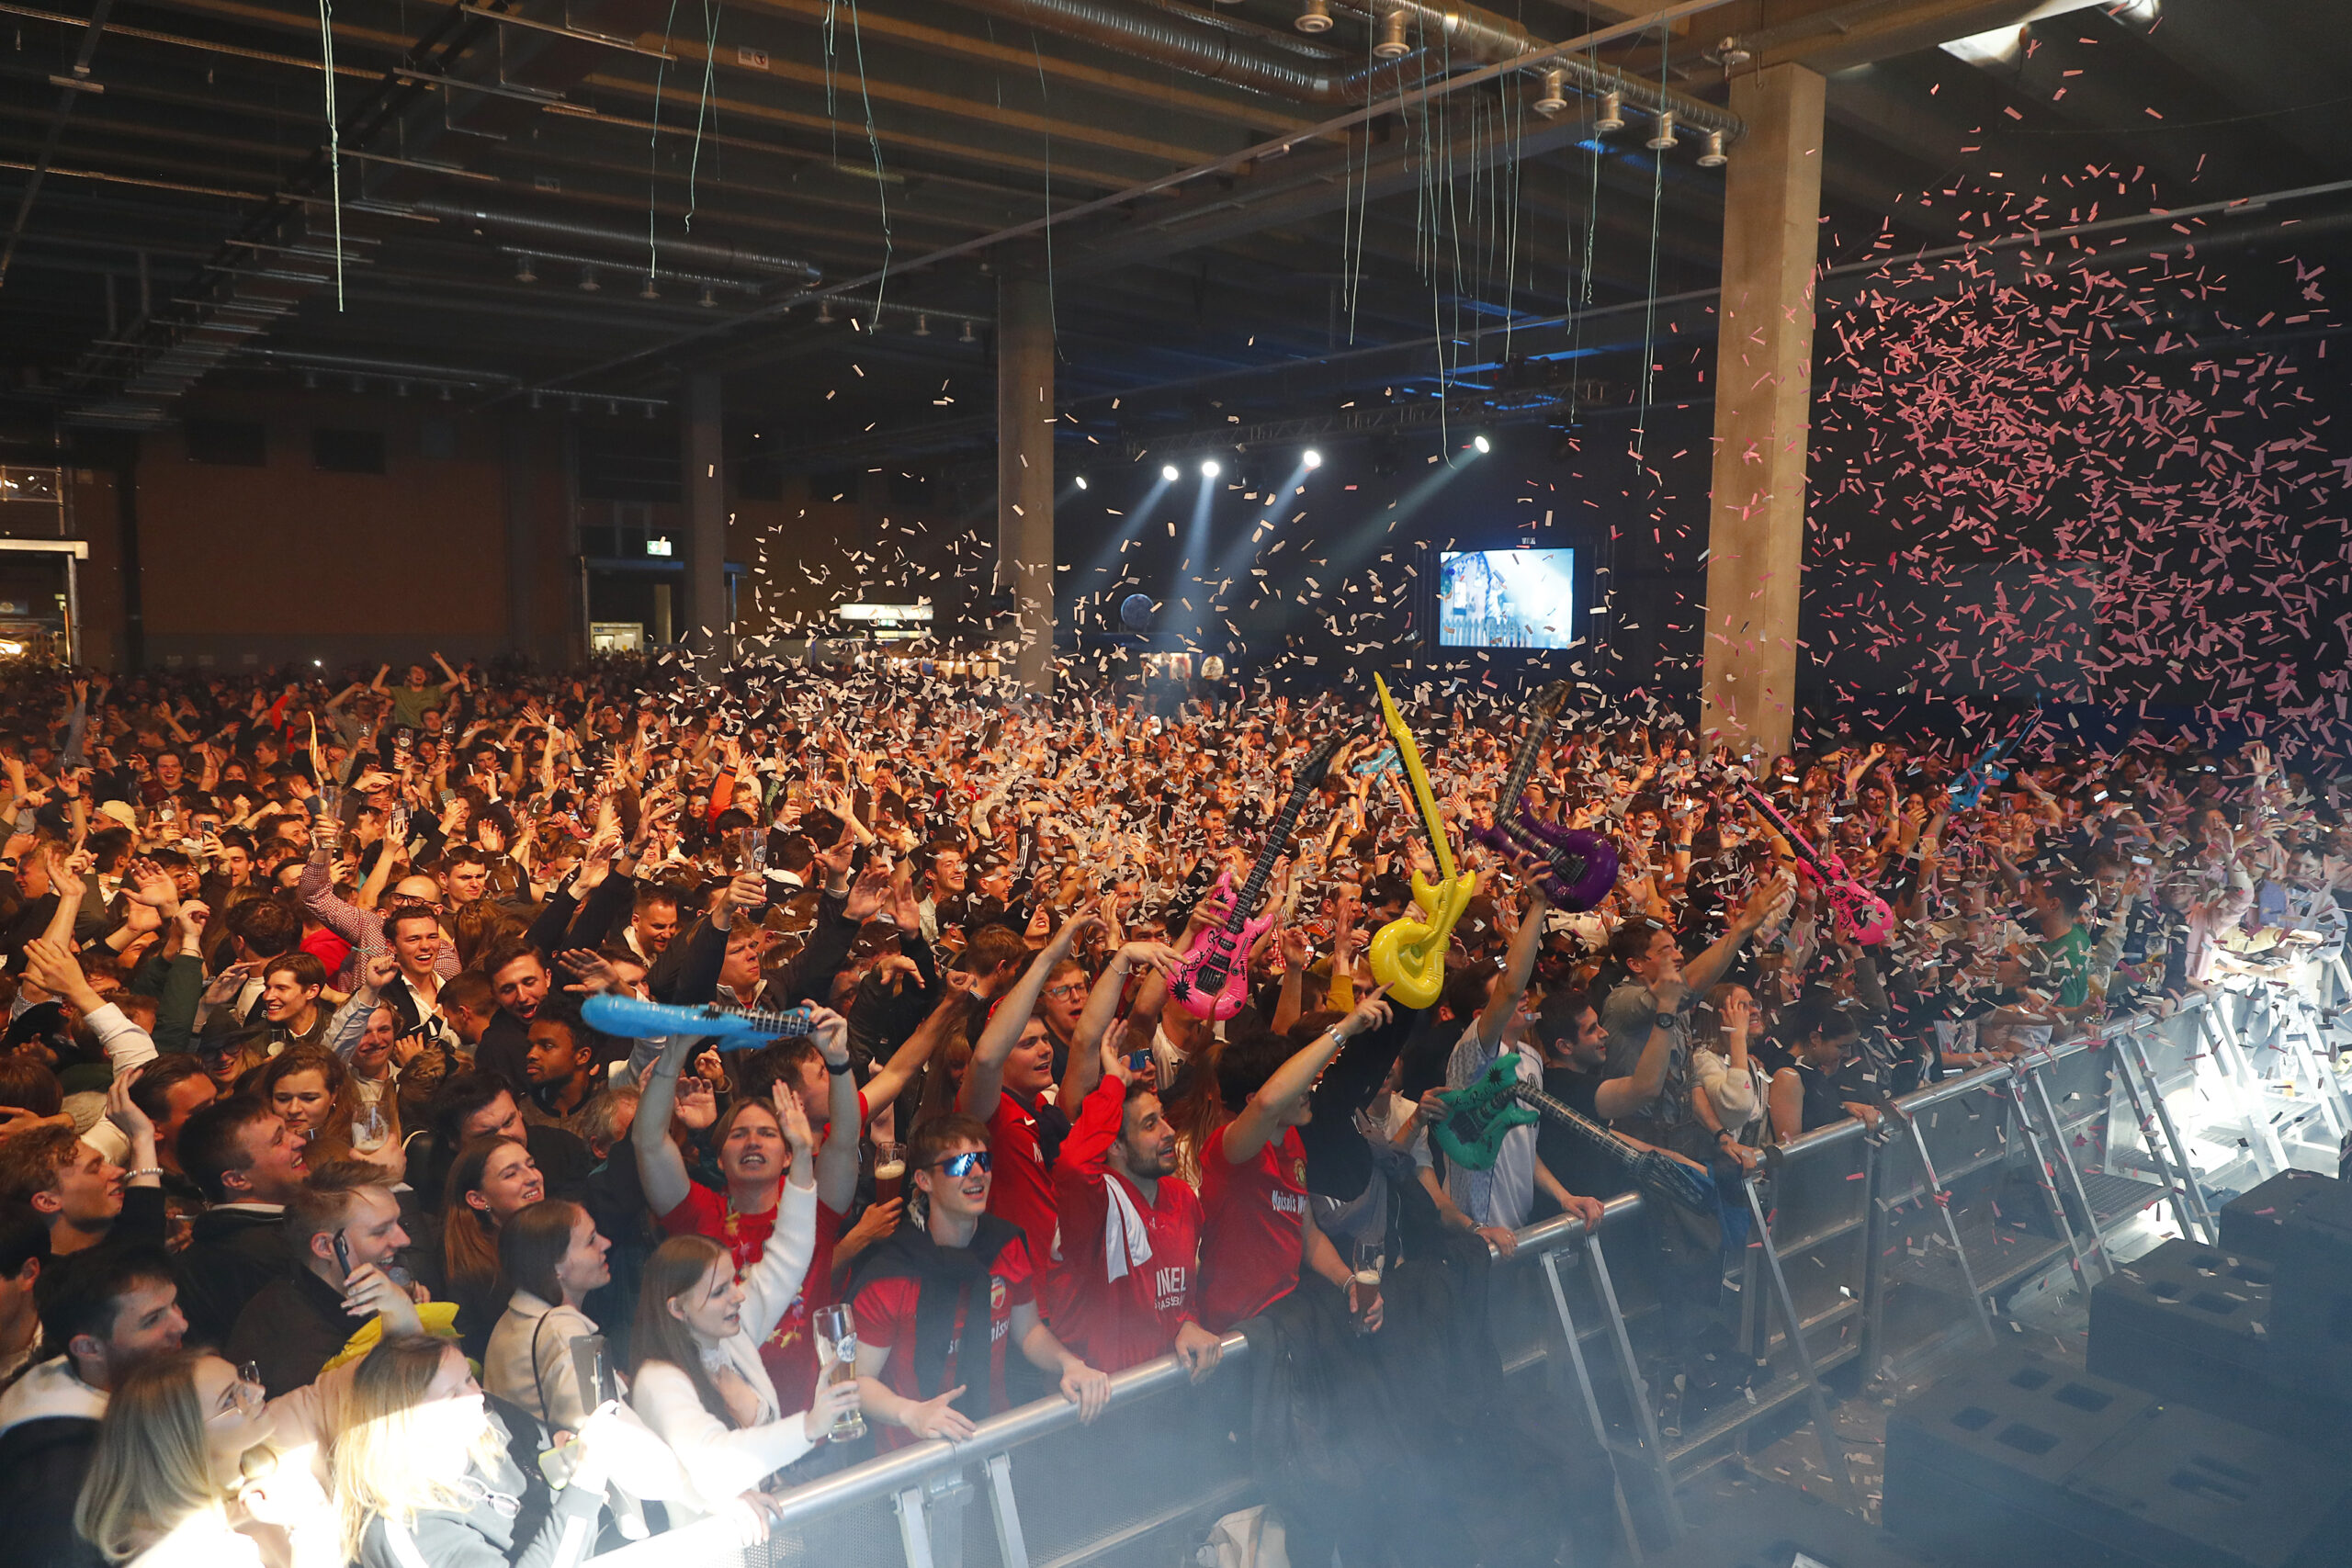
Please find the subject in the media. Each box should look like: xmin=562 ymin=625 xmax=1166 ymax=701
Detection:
xmin=1884 ymin=1350 xmax=2149 ymax=1566
xmin=2087 ymin=1240 xmax=2279 ymax=1432
xmin=2219 ymin=1169 xmax=2336 ymax=1260
xmin=2268 ymin=1174 xmax=2352 ymax=1401
xmin=2064 ymin=1400 xmax=2352 ymax=1568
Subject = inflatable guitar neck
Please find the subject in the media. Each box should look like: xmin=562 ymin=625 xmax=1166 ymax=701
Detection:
xmin=1366 ymin=674 xmax=1476 ymax=1010
xmin=1950 ymin=704 xmax=2041 ymax=811
xmin=1464 ymin=681 xmax=1619 ymax=910
xmin=1431 ymin=1051 xmax=1715 ymax=1215
xmin=1739 ymin=782 xmax=1894 ymax=947
xmin=1170 ymin=734 xmax=1347 ymax=1021
xmin=582 ymin=992 xmax=811 ymax=1049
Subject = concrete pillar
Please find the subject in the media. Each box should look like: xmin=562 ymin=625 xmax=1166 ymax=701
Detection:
xmin=996 ymin=269 xmax=1056 ymax=691
xmin=1698 ymin=63 xmax=1827 ymax=758
xmin=682 ymin=371 xmax=729 ymax=661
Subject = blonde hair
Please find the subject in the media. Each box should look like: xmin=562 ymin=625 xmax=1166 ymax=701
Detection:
xmin=332 ymin=1337 xmax=505 ymax=1560
xmin=74 ymin=1350 xmax=225 ymax=1562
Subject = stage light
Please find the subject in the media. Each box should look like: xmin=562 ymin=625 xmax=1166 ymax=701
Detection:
xmin=1472 ymin=434 xmax=1491 ymax=454
xmin=1074 ymin=474 xmax=1089 ymax=490
xmin=1200 ymin=459 xmax=1221 ymax=478
xmin=1303 ymin=449 xmax=1322 ymax=468
xmin=1595 ymin=90 xmax=1624 ymax=134
xmin=1161 ymin=463 xmax=1181 ymax=481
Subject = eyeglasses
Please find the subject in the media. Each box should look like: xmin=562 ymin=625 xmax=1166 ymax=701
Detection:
xmin=933 ymin=1150 xmax=991 ymax=1179
xmin=209 ymin=1363 xmax=266 ymax=1422
xmin=1042 ymin=982 xmax=1088 ymax=1001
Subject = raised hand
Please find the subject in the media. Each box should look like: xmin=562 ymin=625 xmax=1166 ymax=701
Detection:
xmin=557 ymin=948 xmax=619 ymax=995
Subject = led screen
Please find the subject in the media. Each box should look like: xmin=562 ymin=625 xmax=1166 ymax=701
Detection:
xmin=1437 ymin=547 xmax=1577 ymax=649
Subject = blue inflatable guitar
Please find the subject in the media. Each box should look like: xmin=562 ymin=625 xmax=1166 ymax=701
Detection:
xmin=582 ymin=992 xmax=811 ymax=1050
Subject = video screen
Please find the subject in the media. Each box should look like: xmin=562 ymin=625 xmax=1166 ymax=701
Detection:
xmin=1438 ymin=547 xmax=1577 ymax=649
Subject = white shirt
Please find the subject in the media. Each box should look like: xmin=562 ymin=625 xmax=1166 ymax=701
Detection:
xmin=628 ymin=1178 xmax=822 ymax=1520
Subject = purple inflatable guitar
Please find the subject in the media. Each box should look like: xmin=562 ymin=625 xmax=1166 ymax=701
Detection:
xmin=1170 ymin=734 xmax=1347 ymax=1021
xmin=1467 ymin=681 xmax=1619 ymax=910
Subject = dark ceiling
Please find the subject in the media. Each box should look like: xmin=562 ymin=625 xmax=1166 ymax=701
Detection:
xmin=1 ymin=0 xmax=2346 ymax=465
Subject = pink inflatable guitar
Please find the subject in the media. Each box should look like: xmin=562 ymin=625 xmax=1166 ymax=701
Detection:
xmin=1170 ymin=734 xmax=1347 ymax=1021
xmin=1739 ymin=781 xmax=1894 ymax=947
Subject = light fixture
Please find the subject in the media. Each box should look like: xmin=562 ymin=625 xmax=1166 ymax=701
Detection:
xmin=1595 ymin=90 xmax=1623 ymax=133
xmin=438 ymin=385 xmax=453 ymax=401
xmin=640 ymin=276 xmax=661 ymax=300
xmin=1074 ymin=474 xmax=1089 ymax=490
xmin=1200 ymin=459 xmax=1221 ymax=478
xmin=527 ymin=389 xmax=543 ymax=410
xmin=514 ymin=254 xmax=537 ymax=284
xmin=580 ymin=265 xmax=599 ymax=293
xmin=1373 ymin=8 xmax=1410 ymax=60
xmin=1698 ymin=130 xmax=1726 ymax=168
xmin=1303 ymin=449 xmax=1322 ymax=468
xmin=349 ymin=376 xmax=364 ymax=393
xmin=1715 ymin=35 xmax=1752 ymax=68
xmin=960 ymin=320 xmax=978 ymax=344
xmin=606 ymin=400 xmax=619 ymax=417
xmin=1295 ymin=0 xmax=1331 ymax=31
xmin=395 ymin=380 xmax=411 ymax=397
xmin=1160 ymin=463 xmax=1181 ymax=481
xmin=1532 ymin=67 xmax=1566 ymax=118
xmin=817 ymin=299 xmax=834 ymax=323
xmin=643 ymin=403 xmax=657 ymax=419
xmin=1472 ymin=434 xmax=1491 ymax=454
xmin=1646 ymin=110 xmax=1678 ymax=152
xmin=914 ymin=314 xmax=931 ymax=337
xmin=699 ymin=286 xmax=717 ymax=309
xmin=301 ymin=371 xmax=318 ymax=389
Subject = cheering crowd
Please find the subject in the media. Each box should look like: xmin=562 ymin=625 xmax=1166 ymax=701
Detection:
xmin=0 ymin=655 xmax=2340 ymax=1568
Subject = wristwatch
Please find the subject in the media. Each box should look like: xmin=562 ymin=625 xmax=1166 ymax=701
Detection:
xmin=1653 ymin=1011 xmax=1680 ymax=1032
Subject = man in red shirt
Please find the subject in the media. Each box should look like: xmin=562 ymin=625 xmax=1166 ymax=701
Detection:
xmin=958 ymin=914 xmax=1101 ymax=1283
xmin=1199 ymin=994 xmax=1392 ymax=1332
xmin=1052 ymin=1040 xmax=1226 ymax=1377
xmin=632 ymin=992 xmax=860 ymax=1413
xmin=851 ymin=1113 xmax=1111 ymax=1446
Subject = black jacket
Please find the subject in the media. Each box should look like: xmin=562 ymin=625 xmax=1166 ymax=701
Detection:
xmin=175 ymin=1205 xmax=289 ymax=1349
xmin=0 ymin=1414 xmax=104 ymax=1568
xmin=223 ymin=1268 xmax=358 ymax=1399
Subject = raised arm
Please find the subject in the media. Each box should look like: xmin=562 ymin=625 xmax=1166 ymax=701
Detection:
xmin=1472 ymin=884 xmax=1549 ymax=1052
xmin=630 ymin=1033 xmax=701 ymax=1218
xmin=1223 ymin=992 xmax=1391 ymax=1166
xmin=960 ymin=915 xmax=1098 ymax=1117
xmin=1681 ymin=870 xmax=1793 ymax=996
xmin=1057 ymin=941 xmax=1181 ymax=1109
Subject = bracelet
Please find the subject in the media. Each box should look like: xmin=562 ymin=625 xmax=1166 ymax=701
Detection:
xmin=1670 ymin=842 xmax=1693 ymax=852
xmin=125 ymin=1168 xmax=164 ymax=1180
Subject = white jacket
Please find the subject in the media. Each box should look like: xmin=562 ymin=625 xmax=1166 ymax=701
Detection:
xmin=0 ymin=1354 xmax=105 ymax=1435
xmin=628 ymin=1176 xmax=822 ymax=1518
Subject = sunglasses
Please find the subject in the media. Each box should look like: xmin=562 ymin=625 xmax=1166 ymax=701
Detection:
xmin=933 ymin=1150 xmax=991 ymax=1179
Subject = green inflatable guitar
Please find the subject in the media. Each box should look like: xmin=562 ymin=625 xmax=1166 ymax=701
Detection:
xmin=1430 ymin=1051 xmax=1717 ymax=1216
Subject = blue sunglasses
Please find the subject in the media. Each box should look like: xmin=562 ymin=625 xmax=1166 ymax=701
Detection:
xmin=933 ymin=1150 xmax=991 ymax=1179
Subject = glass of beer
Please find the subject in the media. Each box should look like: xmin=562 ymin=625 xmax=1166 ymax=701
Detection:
xmin=872 ymin=1141 xmax=906 ymax=1202
xmin=1350 ymin=1239 xmax=1384 ymax=1334
xmin=811 ymin=1304 xmax=866 ymax=1441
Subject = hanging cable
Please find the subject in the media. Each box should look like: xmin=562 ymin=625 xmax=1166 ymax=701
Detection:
xmin=316 ymin=0 xmax=342 ymax=308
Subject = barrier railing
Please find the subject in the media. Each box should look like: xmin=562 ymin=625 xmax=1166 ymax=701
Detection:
xmin=593 ymin=992 xmax=2323 ymax=1567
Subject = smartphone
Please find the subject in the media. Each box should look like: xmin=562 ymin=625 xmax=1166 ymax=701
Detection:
xmin=332 ymin=1230 xmax=353 ymax=1278
xmin=1126 ymin=1047 xmax=1154 ymax=1076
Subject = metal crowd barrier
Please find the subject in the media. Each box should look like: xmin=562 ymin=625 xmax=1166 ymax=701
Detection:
xmin=594 ymin=992 xmax=2332 ymax=1568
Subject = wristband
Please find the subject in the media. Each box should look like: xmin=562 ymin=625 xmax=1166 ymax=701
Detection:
xmin=1714 ymin=1129 xmax=1735 ymax=1143
xmin=825 ymin=1058 xmax=853 ymax=1076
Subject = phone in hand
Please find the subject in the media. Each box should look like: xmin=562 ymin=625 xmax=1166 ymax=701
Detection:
xmin=332 ymin=1229 xmax=353 ymax=1279
xmin=1126 ymin=1047 xmax=1154 ymax=1076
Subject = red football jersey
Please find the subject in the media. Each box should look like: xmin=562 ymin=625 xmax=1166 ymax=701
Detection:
xmin=1196 ymin=1123 xmax=1311 ymax=1331
xmin=984 ymin=1091 xmax=1060 ymax=1284
xmin=852 ymin=1229 xmax=1035 ymax=1450
xmin=661 ymin=1181 xmax=842 ymax=1413
xmin=1050 ymin=1077 xmax=1204 ymax=1372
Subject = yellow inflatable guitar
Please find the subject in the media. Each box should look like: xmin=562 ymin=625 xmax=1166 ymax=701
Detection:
xmin=1367 ymin=674 xmax=1477 ymax=1009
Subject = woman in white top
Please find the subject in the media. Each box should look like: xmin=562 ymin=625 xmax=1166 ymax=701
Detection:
xmin=75 ymin=1349 xmax=335 ymax=1568
xmin=1690 ymin=983 xmax=1771 ymax=1171
xmin=483 ymin=1199 xmax=613 ymax=1435
xmin=628 ymin=1085 xmax=861 ymax=1523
